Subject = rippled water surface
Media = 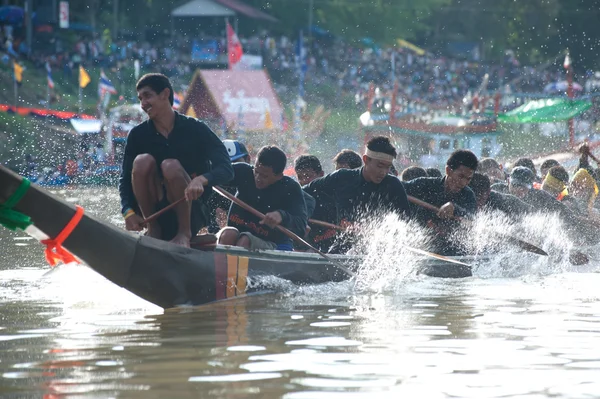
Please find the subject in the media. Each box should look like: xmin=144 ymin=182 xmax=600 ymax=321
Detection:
xmin=2 ymin=187 xmax=600 ymax=398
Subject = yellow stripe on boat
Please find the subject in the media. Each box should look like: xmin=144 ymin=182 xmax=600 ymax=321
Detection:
xmin=226 ymin=254 xmax=237 ymax=298
xmin=236 ymin=256 xmax=249 ymax=295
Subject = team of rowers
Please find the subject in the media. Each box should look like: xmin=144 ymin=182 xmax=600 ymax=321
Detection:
xmin=120 ymin=73 xmax=600 ymax=255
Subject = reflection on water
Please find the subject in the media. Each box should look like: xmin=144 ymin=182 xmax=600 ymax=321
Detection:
xmin=1 ymin=187 xmax=600 ymax=398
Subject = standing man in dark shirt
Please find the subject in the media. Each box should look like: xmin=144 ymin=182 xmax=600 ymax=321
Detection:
xmin=403 ymin=150 xmax=478 ymax=254
xmin=303 ymin=136 xmax=410 ymax=252
xmin=119 ymin=73 xmax=234 ymax=247
xmin=218 ymin=146 xmax=307 ymax=251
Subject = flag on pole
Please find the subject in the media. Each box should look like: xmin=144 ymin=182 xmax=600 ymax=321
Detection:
xmin=173 ymin=92 xmax=182 ymax=109
xmin=564 ymin=53 xmax=571 ymax=69
xmin=79 ymin=65 xmax=91 ymax=88
xmin=226 ymin=22 xmax=243 ymax=69
xmin=45 ymin=62 xmax=54 ymax=89
xmin=13 ymin=61 xmax=23 ymax=84
xmin=98 ymin=69 xmax=117 ymax=98
xmin=264 ymin=108 xmax=274 ymax=129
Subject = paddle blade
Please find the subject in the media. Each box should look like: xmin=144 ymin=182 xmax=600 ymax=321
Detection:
xmin=501 ymin=235 xmax=548 ymax=256
xmin=401 ymin=245 xmax=472 ymax=268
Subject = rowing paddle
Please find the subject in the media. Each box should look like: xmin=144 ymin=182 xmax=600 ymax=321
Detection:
xmin=213 ymin=186 xmax=356 ymax=277
xmin=308 ymin=219 xmax=472 ymax=267
xmin=141 ymin=197 xmax=186 ymax=226
xmin=406 ymin=195 xmax=548 ymax=256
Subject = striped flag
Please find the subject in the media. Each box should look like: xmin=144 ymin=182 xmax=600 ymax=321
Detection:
xmin=98 ymin=69 xmax=117 ymax=98
xmin=173 ymin=92 xmax=182 ymax=109
xmin=46 ymin=62 xmax=54 ymax=89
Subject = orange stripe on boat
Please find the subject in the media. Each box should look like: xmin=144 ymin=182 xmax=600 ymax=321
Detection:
xmin=226 ymin=254 xmax=238 ymax=298
xmin=236 ymin=257 xmax=249 ymax=295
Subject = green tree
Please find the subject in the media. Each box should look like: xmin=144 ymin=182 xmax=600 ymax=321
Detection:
xmin=426 ymin=0 xmax=559 ymax=62
xmin=550 ymin=0 xmax=600 ymax=70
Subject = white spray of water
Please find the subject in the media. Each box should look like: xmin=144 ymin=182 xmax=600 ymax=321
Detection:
xmin=456 ymin=210 xmax=600 ymax=278
xmin=348 ymin=212 xmax=434 ymax=293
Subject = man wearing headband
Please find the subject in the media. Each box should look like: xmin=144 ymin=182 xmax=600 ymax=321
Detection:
xmin=403 ymin=149 xmax=478 ymax=255
xmin=303 ymin=136 xmax=410 ymax=253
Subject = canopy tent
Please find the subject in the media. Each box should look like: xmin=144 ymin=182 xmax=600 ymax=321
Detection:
xmin=172 ymin=0 xmax=234 ymax=17
xmin=171 ymin=0 xmax=277 ymax=21
xmin=498 ymin=98 xmax=592 ymax=124
xmin=180 ymin=69 xmax=283 ymax=132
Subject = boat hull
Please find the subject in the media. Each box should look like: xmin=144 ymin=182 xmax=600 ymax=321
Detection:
xmin=0 ymin=165 xmax=471 ymax=309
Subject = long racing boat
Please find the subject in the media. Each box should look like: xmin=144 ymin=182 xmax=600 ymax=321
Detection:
xmin=0 ymin=165 xmax=472 ymax=309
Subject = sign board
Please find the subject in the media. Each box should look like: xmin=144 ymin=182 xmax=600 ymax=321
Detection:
xmin=234 ymin=55 xmax=263 ymax=70
xmin=191 ymin=40 xmax=219 ymax=62
xmin=59 ymin=1 xmax=69 ymax=29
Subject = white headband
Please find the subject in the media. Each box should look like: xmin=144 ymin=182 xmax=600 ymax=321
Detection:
xmin=365 ymin=149 xmax=394 ymax=162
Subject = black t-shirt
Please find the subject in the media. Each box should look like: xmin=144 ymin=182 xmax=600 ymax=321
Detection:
xmin=119 ymin=112 xmax=234 ymax=214
xmin=403 ymin=176 xmax=476 ymax=224
xmin=303 ymin=167 xmax=410 ymax=223
xmin=403 ymin=176 xmax=476 ymax=255
xmin=305 ymin=190 xmax=338 ymax=252
xmin=486 ymin=191 xmax=533 ymax=216
xmin=227 ymin=163 xmax=308 ymax=246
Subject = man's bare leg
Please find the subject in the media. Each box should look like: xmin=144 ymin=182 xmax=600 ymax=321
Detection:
xmin=218 ymin=227 xmax=240 ymax=246
xmin=161 ymin=159 xmax=192 ymax=247
xmin=132 ymin=154 xmax=163 ymax=239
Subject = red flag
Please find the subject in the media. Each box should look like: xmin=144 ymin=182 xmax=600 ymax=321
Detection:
xmin=227 ymin=22 xmax=243 ymax=69
xmin=563 ymin=53 xmax=571 ymax=69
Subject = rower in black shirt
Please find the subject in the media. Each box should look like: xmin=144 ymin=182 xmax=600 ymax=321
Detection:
xmin=119 ymin=73 xmax=234 ymax=247
xmin=218 ymin=146 xmax=308 ymax=251
xmin=303 ymin=136 xmax=410 ymax=252
xmin=294 ymin=155 xmax=336 ymax=251
xmin=403 ymin=150 xmax=478 ymax=255
xmin=469 ymin=172 xmax=533 ymax=217
xmin=509 ymin=166 xmax=600 ymax=245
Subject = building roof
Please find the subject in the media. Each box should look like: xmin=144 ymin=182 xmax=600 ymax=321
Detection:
xmin=171 ymin=0 xmax=277 ymax=21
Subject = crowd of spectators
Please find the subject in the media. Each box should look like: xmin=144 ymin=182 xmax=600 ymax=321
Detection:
xmin=1 ymin=24 xmax=596 ymax=116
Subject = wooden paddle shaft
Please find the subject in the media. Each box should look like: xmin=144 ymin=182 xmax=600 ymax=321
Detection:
xmin=141 ymin=197 xmax=186 ymax=226
xmin=309 ymin=218 xmax=344 ymax=230
xmin=407 ymin=195 xmax=441 ymax=213
xmin=213 ymin=186 xmax=312 ymax=249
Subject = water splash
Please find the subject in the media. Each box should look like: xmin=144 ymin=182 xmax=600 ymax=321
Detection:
xmin=456 ymin=210 xmax=600 ymax=278
xmin=348 ymin=212 xmax=433 ymax=293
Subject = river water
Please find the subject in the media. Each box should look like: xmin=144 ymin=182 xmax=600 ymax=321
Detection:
xmin=2 ymin=187 xmax=600 ymax=398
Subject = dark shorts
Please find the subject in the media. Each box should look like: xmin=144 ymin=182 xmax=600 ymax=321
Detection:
xmin=155 ymin=193 xmax=209 ymax=241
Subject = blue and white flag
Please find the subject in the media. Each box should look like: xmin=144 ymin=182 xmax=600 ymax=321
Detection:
xmin=98 ymin=69 xmax=117 ymax=98
xmin=45 ymin=62 xmax=54 ymax=89
xmin=173 ymin=92 xmax=182 ymax=109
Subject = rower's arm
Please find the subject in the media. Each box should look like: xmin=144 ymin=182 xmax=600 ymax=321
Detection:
xmin=303 ymin=191 xmax=316 ymax=218
xmin=278 ymin=182 xmax=308 ymax=237
xmin=452 ymin=187 xmax=477 ymax=218
xmin=118 ymin=130 xmax=139 ymax=215
xmin=391 ymin=179 xmax=411 ymax=216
